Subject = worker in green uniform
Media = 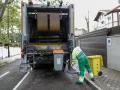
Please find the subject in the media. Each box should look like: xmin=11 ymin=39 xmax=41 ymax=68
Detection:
xmin=72 ymin=46 xmax=94 ymax=84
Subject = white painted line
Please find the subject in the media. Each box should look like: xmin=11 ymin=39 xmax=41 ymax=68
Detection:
xmin=0 ymin=71 xmax=10 ymax=79
xmin=85 ymin=76 xmax=102 ymax=90
xmin=12 ymin=71 xmax=30 ymax=90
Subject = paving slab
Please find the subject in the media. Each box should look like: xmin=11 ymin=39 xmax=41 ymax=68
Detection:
xmin=94 ymin=67 xmax=120 ymax=90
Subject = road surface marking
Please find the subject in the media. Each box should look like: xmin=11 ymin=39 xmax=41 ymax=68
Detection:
xmin=0 ymin=71 xmax=10 ymax=79
xmin=12 ymin=71 xmax=30 ymax=90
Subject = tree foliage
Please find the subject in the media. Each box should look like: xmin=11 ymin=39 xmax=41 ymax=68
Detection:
xmin=0 ymin=0 xmax=64 ymax=46
xmin=0 ymin=0 xmax=20 ymax=46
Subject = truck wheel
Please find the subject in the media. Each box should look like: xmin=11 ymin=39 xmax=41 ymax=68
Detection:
xmin=68 ymin=60 xmax=71 ymax=70
xmin=31 ymin=64 xmax=37 ymax=69
xmin=62 ymin=63 xmax=66 ymax=72
xmin=63 ymin=60 xmax=71 ymax=72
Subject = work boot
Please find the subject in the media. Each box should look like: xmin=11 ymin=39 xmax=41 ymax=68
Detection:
xmin=76 ymin=76 xmax=84 ymax=85
xmin=75 ymin=80 xmax=83 ymax=85
xmin=91 ymin=78 xmax=95 ymax=82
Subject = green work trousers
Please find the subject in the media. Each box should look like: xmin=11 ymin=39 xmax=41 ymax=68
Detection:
xmin=77 ymin=52 xmax=92 ymax=77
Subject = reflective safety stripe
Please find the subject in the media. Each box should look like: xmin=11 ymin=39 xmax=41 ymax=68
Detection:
xmin=89 ymin=72 xmax=94 ymax=78
xmin=79 ymin=76 xmax=84 ymax=82
xmin=76 ymin=51 xmax=83 ymax=60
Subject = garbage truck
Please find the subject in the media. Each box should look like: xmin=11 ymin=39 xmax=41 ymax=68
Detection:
xmin=21 ymin=1 xmax=75 ymax=71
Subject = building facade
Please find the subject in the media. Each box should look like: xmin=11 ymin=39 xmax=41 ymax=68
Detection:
xmin=94 ymin=5 xmax=120 ymax=29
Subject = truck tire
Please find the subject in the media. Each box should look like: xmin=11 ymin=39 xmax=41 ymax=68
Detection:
xmin=31 ymin=64 xmax=38 ymax=69
xmin=68 ymin=60 xmax=71 ymax=70
xmin=62 ymin=63 xmax=66 ymax=71
xmin=32 ymin=65 xmax=37 ymax=69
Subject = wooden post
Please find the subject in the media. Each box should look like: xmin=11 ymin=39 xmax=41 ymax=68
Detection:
xmin=117 ymin=12 xmax=119 ymax=26
xmin=7 ymin=4 xmax=10 ymax=57
xmin=112 ymin=13 xmax=114 ymax=27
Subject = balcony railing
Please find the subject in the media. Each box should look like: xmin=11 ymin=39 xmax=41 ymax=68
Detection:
xmin=96 ymin=21 xmax=119 ymax=30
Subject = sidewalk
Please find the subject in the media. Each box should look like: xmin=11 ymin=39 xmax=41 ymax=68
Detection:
xmin=94 ymin=67 xmax=120 ymax=90
xmin=0 ymin=54 xmax=21 ymax=67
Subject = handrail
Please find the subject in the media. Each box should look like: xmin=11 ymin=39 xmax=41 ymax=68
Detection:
xmin=96 ymin=21 xmax=119 ymax=29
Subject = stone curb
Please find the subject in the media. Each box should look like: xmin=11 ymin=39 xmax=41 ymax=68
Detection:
xmin=0 ymin=62 xmax=6 ymax=67
xmin=85 ymin=76 xmax=102 ymax=90
xmin=66 ymin=68 xmax=102 ymax=90
xmin=0 ymin=54 xmax=20 ymax=67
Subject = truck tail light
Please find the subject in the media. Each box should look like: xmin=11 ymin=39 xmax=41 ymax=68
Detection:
xmin=53 ymin=49 xmax=64 ymax=53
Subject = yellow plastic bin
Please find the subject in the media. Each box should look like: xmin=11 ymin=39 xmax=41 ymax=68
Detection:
xmin=88 ymin=55 xmax=103 ymax=77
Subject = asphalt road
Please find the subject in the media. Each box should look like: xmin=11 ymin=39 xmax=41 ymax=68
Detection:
xmin=0 ymin=59 xmax=93 ymax=90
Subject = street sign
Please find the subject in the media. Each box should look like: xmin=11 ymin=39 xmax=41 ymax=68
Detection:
xmin=107 ymin=38 xmax=111 ymax=46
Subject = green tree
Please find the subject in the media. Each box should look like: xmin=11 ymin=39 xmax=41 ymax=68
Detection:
xmin=0 ymin=0 xmax=20 ymax=45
